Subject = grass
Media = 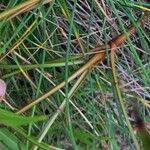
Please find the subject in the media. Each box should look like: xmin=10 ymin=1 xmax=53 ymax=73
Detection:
xmin=0 ymin=0 xmax=150 ymax=149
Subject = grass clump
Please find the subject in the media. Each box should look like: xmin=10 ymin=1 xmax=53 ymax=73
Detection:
xmin=0 ymin=0 xmax=150 ymax=149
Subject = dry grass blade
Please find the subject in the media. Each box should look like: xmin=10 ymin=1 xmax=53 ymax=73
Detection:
xmin=0 ymin=0 xmax=52 ymax=21
xmin=0 ymin=20 xmax=36 ymax=61
xmin=33 ymin=70 xmax=90 ymax=150
xmin=93 ymin=0 xmax=110 ymax=20
xmin=110 ymin=37 xmax=140 ymax=149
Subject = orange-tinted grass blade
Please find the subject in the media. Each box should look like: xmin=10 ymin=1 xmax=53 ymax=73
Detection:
xmin=109 ymin=26 xmax=136 ymax=48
